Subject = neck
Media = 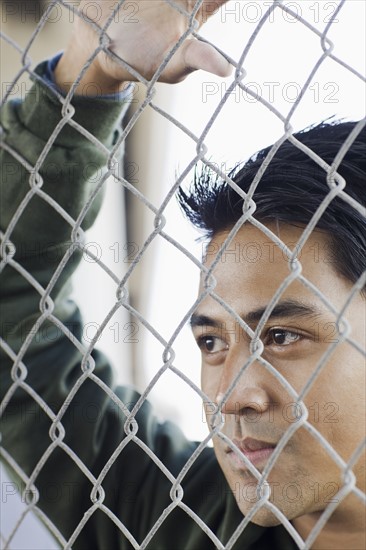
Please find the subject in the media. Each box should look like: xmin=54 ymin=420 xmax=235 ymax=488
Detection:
xmin=292 ymin=493 xmax=366 ymax=549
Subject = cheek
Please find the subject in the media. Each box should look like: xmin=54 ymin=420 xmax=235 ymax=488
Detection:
xmin=201 ymin=365 xmax=220 ymax=399
xmin=306 ymin=346 xmax=365 ymax=459
xmin=201 ymin=365 xmax=225 ymax=430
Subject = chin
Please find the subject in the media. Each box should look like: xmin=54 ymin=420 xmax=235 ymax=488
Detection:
xmin=234 ymin=490 xmax=311 ymax=528
xmin=237 ymin=503 xmax=283 ymax=527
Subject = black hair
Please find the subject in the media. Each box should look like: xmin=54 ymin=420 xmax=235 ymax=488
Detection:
xmin=178 ymin=120 xmax=366 ymax=290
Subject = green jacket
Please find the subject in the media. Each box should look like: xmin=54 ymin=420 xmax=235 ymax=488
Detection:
xmin=0 ymin=63 xmax=297 ymax=550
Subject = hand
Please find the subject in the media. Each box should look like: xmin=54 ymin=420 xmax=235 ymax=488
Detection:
xmin=55 ymin=0 xmax=232 ymax=95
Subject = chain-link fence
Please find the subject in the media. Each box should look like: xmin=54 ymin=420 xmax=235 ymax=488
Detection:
xmin=1 ymin=0 xmax=365 ymax=548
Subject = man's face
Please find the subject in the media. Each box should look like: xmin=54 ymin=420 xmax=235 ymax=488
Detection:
xmin=191 ymin=222 xmax=365 ymax=525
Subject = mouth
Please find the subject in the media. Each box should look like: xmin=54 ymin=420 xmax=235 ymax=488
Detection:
xmin=225 ymin=437 xmax=277 ymax=469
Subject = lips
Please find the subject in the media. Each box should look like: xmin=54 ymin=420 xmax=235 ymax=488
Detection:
xmin=235 ymin=437 xmax=276 ymax=454
xmin=226 ymin=437 xmax=277 ymax=469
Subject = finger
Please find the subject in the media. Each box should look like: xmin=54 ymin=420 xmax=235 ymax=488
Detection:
xmin=182 ymin=39 xmax=232 ymax=77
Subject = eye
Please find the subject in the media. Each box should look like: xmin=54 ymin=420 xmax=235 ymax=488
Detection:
xmin=266 ymin=328 xmax=301 ymax=346
xmin=197 ymin=335 xmax=228 ymax=354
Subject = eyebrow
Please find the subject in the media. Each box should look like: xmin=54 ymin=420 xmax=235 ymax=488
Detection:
xmin=190 ymin=299 xmax=322 ymax=329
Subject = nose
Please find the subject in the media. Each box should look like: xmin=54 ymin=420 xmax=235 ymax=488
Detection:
xmin=215 ymin=347 xmax=272 ymax=420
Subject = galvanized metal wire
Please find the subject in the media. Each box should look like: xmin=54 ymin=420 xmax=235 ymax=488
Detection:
xmin=1 ymin=1 xmax=365 ymax=548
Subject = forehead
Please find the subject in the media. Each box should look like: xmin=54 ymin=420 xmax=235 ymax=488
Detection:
xmin=198 ymin=223 xmax=351 ymax=314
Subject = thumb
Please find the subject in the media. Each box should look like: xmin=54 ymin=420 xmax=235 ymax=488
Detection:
xmin=182 ymin=39 xmax=232 ymax=78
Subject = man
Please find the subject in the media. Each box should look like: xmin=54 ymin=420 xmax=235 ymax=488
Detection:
xmin=1 ymin=1 xmax=365 ymax=548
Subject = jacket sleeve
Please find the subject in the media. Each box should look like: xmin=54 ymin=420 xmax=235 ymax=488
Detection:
xmin=0 ymin=62 xmax=146 ymax=546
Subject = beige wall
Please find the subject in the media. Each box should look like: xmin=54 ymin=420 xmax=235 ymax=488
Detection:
xmin=1 ymin=2 xmax=72 ymax=94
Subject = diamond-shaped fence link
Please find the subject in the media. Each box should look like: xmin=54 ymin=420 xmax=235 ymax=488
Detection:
xmin=1 ymin=0 xmax=365 ymax=549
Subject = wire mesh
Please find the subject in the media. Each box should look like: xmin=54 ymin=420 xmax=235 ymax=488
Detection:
xmin=1 ymin=0 xmax=365 ymax=549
